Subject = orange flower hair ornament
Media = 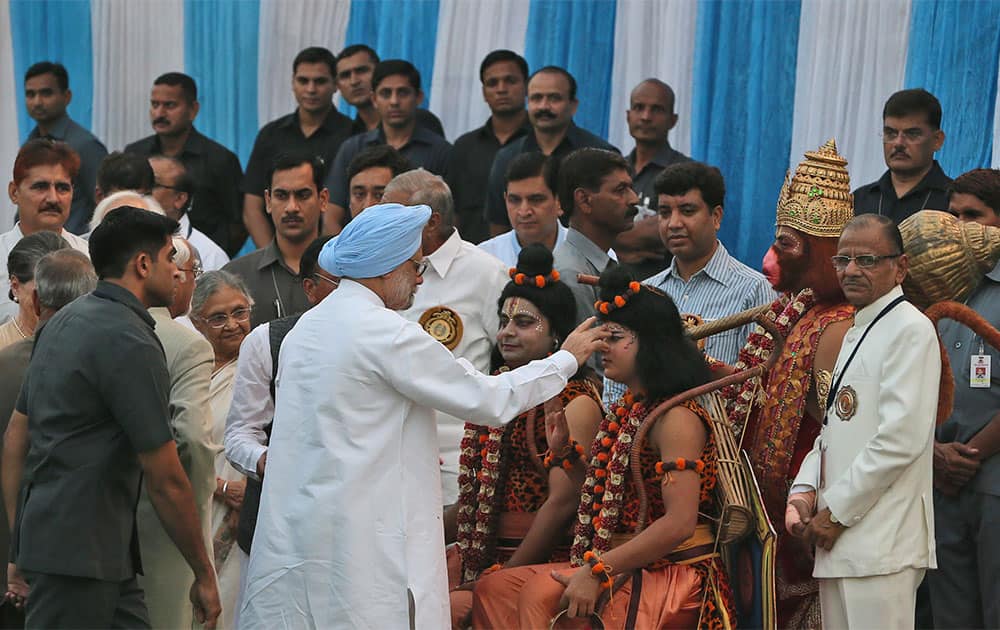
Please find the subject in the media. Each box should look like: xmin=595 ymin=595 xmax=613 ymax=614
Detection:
xmin=594 ymin=281 xmax=642 ymax=315
xmin=508 ymin=266 xmax=561 ymax=288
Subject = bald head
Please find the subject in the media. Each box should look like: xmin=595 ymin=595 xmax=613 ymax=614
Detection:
xmin=382 ymin=168 xmax=455 ymax=229
xmin=627 ymin=79 xmax=678 ymax=146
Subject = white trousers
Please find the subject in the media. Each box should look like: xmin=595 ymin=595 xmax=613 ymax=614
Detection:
xmin=818 ymin=568 xmax=925 ymax=630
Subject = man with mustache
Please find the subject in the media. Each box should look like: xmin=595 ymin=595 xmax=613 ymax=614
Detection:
xmin=853 ymin=89 xmax=951 ymax=224
xmin=241 ymin=47 xmax=355 ymax=249
xmin=786 ymin=214 xmax=940 ymax=630
xmin=484 ymin=66 xmax=618 ymax=238
xmin=1 ymin=140 xmax=90 ymax=323
xmin=125 ymin=72 xmax=245 ymax=256
xmin=23 ymin=61 xmax=107 ymax=235
xmin=725 ymin=140 xmax=856 ymax=628
xmin=223 ymin=153 xmax=325 ymax=329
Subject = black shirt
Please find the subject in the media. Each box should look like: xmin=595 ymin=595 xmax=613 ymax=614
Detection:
xmin=485 ymin=123 xmax=619 ymax=228
xmin=14 ymin=281 xmax=173 ymax=580
xmin=125 ymin=128 xmax=244 ymax=255
xmin=852 ymin=160 xmax=952 ymax=224
xmin=350 ymin=108 xmax=446 ymax=138
xmin=626 ymin=140 xmax=691 ymax=206
xmin=446 ymin=117 xmax=530 ymax=244
xmin=243 ymin=108 xmax=355 ymax=198
xmin=221 ymin=239 xmax=311 ymax=329
xmin=324 ymin=125 xmax=453 ymax=210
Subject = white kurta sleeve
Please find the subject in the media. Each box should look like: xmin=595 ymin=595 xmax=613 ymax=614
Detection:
xmin=791 ymin=433 xmax=822 ymax=492
xmin=821 ymin=317 xmax=941 ymax=525
xmin=383 ymin=319 xmax=578 ymax=426
xmin=224 ymin=325 xmax=273 ymax=479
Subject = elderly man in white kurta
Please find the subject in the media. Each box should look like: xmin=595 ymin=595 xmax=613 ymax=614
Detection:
xmin=785 ymin=215 xmax=940 ymax=630
xmin=381 ymin=169 xmax=509 ymax=504
xmin=239 ymin=203 xmax=606 ymax=629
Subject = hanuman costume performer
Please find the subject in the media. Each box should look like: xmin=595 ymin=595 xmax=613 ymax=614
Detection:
xmin=723 ymin=140 xmax=855 ymax=627
xmin=473 ymin=266 xmax=736 ymax=629
xmin=447 ymin=244 xmax=604 ymax=629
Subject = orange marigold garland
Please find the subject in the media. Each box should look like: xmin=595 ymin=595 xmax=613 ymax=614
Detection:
xmin=542 ymin=440 xmax=586 ymax=470
xmin=456 ymin=422 xmax=507 ymax=582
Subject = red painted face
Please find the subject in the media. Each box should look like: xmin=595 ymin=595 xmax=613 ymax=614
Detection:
xmin=765 ymin=226 xmax=845 ymax=304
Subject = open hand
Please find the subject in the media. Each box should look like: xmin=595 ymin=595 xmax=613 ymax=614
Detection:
xmin=544 ymin=396 xmax=570 ymax=455
xmin=560 ymin=317 xmax=610 ymax=367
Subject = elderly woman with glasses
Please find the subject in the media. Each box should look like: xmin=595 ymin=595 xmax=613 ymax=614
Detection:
xmin=190 ymin=270 xmax=254 ymax=628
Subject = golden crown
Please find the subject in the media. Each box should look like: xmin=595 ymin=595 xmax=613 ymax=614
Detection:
xmin=775 ymin=138 xmax=854 ymax=238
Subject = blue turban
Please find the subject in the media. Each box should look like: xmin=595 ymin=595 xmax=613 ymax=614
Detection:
xmin=318 ymin=203 xmax=431 ymax=278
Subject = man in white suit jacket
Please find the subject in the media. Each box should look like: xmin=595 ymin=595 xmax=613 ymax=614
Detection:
xmin=786 ymin=214 xmax=940 ymax=630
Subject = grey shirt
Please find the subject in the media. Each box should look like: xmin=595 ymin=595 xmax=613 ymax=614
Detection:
xmin=625 ymin=140 xmax=691 ymax=207
xmin=13 ymin=281 xmax=173 ymax=580
xmin=28 ymin=115 xmax=108 ymax=235
xmin=937 ymin=262 xmax=1000 ymax=496
xmin=222 ymin=240 xmax=311 ymax=329
xmin=553 ymin=227 xmax=614 ymax=378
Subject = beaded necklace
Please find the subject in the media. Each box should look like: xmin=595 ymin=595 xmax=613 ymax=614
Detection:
xmin=570 ymin=391 xmax=650 ymax=564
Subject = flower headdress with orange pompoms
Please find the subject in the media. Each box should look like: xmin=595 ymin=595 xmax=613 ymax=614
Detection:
xmin=594 ymin=280 xmax=642 ymax=315
xmin=509 ymin=266 xmax=561 ymax=289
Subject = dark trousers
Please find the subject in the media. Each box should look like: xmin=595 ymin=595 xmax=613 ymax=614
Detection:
xmin=928 ymin=487 xmax=1000 ymax=629
xmin=22 ymin=572 xmax=150 ymax=629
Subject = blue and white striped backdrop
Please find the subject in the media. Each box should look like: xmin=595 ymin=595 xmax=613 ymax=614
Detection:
xmin=2 ymin=0 xmax=999 ymax=267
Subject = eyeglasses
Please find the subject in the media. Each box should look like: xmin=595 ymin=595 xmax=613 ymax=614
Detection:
xmin=880 ymin=128 xmax=928 ymax=143
xmin=311 ymin=273 xmax=340 ymax=287
xmin=198 ymin=307 xmax=251 ymax=328
xmin=410 ymin=257 xmax=428 ymax=277
xmin=153 ymin=181 xmax=184 ymax=192
xmin=178 ymin=262 xmax=203 ymax=279
xmin=831 ymin=253 xmax=901 ymax=271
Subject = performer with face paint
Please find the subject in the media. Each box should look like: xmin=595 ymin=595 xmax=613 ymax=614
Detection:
xmin=445 ymin=244 xmax=603 ymax=629
xmin=725 ymin=140 xmax=856 ymax=627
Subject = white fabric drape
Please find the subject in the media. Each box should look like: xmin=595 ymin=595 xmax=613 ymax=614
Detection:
xmin=256 ymin=0 xmax=351 ymax=127
xmin=428 ymin=0 xmax=531 ymax=142
xmin=790 ymin=0 xmax=911 ymax=187
xmin=91 ymin=0 xmax=185 ymax=152
xmin=0 ymin=0 xmax=19 ymax=228
xmin=607 ymin=0 xmax=697 ymax=156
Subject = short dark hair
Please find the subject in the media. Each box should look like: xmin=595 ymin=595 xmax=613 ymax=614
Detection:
xmin=89 ymin=206 xmax=179 ymax=280
xmin=336 ymin=44 xmax=379 ymax=68
xmin=97 ymin=152 xmax=155 ymax=194
xmin=267 ymin=152 xmax=326 ymax=192
xmin=950 ymin=168 xmax=1000 ymax=216
xmin=293 ymin=46 xmax=337 ymax=78
xmin=372 ymin=59 xmax=421 ymax=92
xmin=843 ymin=214 xmax=904 ymax=255
xmin=597 ymin=265 xmax=712 ymax=402
xmin=883 ymin=88 xmax=942 ymax=129
xmin=150 ymin=156 xmax=195 ymax=195
xmin=557 ymin=148 xmax=630 ymax=217
xmin=153 ymin=72 xmax=198 ymax=104
xmin=301 ymin=235 xmax=334 ymax=279
xmin=13 ymin=139 xmax=80 ymax=185
xmin=479 ymin=50 xmax=529 ymax=83
xmin=347 ymin=145 xmax=412 ymax=185
xmin=529 ymin=66 xmax=577 ymax=100
xmin=25 ymin=61 xmax=69 ymax=91
xmin=504 ymin=151 xmax=557 ymax=195
xmin=653 ymin=162 xmax=726 ymax=209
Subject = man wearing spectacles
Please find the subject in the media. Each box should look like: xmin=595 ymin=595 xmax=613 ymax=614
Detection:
xmin=853 ymin=89 xmax=951 ymax=223
xmin=788 ymin=214 xmax=940 ymax=630
xmin=150 ymin=156 xmax=229 ymax=271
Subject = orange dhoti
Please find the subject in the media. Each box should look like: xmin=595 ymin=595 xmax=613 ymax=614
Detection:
xmin=471 ymin=562 xmax=705 ymax=629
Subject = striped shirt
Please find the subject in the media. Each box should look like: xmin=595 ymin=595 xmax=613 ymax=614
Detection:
xmin=603 ymin=241 xmax=776 ymax=406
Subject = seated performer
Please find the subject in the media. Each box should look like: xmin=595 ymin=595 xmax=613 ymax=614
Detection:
xmin=446 ymin=243 xmax=604 ymax=629
xmin=472 ymin=266 xmax=735 ymax=629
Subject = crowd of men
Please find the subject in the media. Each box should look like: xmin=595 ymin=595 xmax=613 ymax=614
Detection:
xmin=0 ymin=42 xmax=997 ymax=630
